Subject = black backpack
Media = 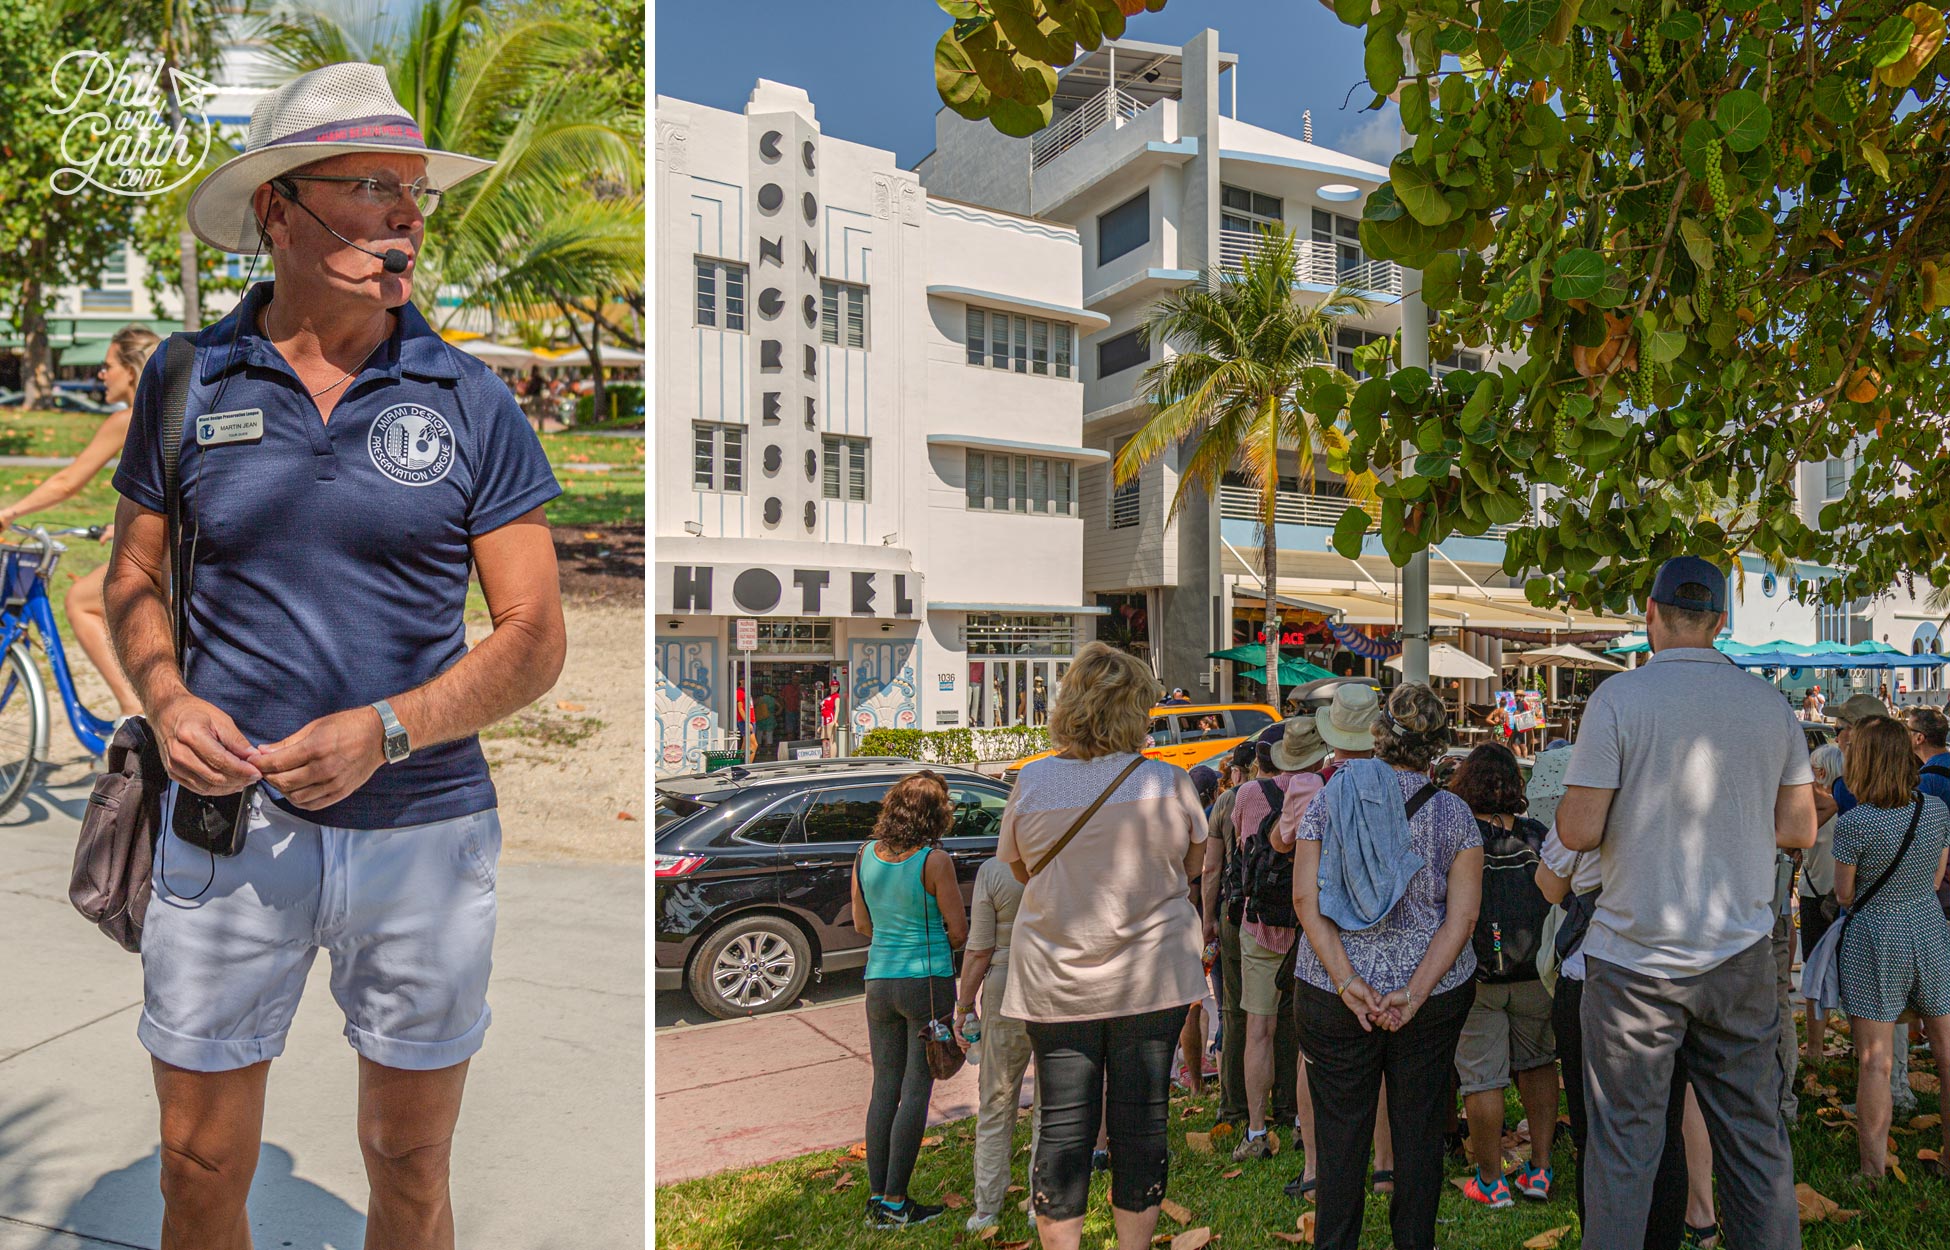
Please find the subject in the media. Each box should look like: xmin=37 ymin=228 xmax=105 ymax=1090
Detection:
xmin=1473 ymin=815 xmax=1552 ymax=983
xmin=1239 ymin=781 xmax=1296 ymax=929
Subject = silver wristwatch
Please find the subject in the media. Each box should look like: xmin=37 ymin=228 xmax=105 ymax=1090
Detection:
xmin=372 ymin=699 xmax=410 ymax=764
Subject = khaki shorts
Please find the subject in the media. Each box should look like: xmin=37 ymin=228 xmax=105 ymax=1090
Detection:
xmin=1239 ymin=928 xmax=1294 ymax=1017
xmin=1454 ymin=979 xmax=1555 ymax=1095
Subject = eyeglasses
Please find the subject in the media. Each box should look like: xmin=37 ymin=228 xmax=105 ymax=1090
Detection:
xmin=283 ymin=173 xmax=444 ymax=217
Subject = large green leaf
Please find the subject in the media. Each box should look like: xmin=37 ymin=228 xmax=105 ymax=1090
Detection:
xmin=1365 ymin=25 xmax=1406 ymax=94
xmin=1678 ymin=217 xmax=1715 ymax=272
xmin=1332 ymin=504 xmax=1374 ymax=558
xmin=988 ymin=95 xmax=1053 ymax=137
xmin=1549 ymin=247 xmax=1605 ymax=299
xmin=1498 ymin=0 xmax=1557 ymax=50
xmin=1400 ymin=79 xmax=1430 ymax=133
xmin=935 ymin=31 xmax=993 ymax=119
xmin=1863 ymin=14 xmax=1917 ymax=67
xmin=1391 ymin=158 xmax=1454 ymax=226
xmin=1714 ymin=89 xmax=1771 ymax=154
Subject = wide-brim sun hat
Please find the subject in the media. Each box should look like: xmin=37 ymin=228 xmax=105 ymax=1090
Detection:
xmin=1269 ymin=716 xmax=1332 ymax=773
xmin=186 ymin=62 xmax=496 ymax=254
xmin=1316 ymin=682 xmax=1381 ymax=752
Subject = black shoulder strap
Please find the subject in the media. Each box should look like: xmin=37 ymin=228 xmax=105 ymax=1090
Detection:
xmin=1258 ymin=778 xmax=1284 ymax=813
xmin=1405 ymin=781 xmax=1442 ymax=820
xmin=1850 ymin=796 xmax=1926 ymax=918
xmin=1922 ymin=765 xmax=1950 ymax=781
xmin=158 ymin=332 xmax=196 ymax=667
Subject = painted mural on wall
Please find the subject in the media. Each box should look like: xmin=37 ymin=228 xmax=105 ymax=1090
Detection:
xmin=656 ymin=638 xmax=719 ymax=775
xmin=850 ymin=639 xmax=918 ymax=734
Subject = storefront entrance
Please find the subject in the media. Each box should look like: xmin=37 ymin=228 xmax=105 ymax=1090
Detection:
xmin=967 ymin=657 xmax=1070 ymax=729
xmin=745 ymin=661 xmax=834 ymax=759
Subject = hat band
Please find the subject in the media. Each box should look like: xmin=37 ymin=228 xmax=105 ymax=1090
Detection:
xmin=259 ymin=114 xmax=427 ymax=151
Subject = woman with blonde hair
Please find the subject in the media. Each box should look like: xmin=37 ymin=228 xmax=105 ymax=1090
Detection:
xmin=998 ymin=641 xmax=1207 ymax=1250
xmin=850 ymin=769 xmax=968 ymax=1228
xmin=0 ymin=324 xmax=158 ymax=718
xmin=1830 ymin=716 xmax=1950 ymax=1181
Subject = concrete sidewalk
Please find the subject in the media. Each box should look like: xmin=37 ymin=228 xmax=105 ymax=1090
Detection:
xmin=655 ymin=997 xmax=1026 ymax=1186
xmin=0 ymin=769 xmax=644 ymax=1249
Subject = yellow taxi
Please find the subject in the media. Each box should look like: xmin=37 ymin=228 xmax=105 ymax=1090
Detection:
xmin=1002 ymin=703 xmax=1280 ymax=784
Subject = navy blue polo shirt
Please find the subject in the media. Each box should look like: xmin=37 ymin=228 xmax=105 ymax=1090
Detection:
xmin=113 ymin=280 xmax=561 ymax=829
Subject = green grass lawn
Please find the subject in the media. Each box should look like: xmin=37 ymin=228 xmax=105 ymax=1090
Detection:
xmin=653 ymin=1015 xmax=1950 ymax=1249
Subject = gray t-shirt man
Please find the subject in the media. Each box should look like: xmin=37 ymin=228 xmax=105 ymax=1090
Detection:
xmin=1566 ymin=647 xmax=1815 ymax=979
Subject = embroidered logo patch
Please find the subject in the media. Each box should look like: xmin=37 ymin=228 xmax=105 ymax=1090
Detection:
xmin=368 ymin=403 xmax=454 ymax=486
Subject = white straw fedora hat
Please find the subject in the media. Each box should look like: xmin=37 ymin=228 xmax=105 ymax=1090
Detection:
xmin=186 ymin=62 xmax=495 ymax=254
xmin=1315 ymin=682 xmax=1381 ymax=752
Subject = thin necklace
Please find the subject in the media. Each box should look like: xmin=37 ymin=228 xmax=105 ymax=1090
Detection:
xmin=262 ymin=306 xmax=389 ymax=399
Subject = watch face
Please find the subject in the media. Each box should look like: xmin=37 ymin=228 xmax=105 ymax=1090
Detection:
xmin=384 ymin=730 xmax=410 ymax=762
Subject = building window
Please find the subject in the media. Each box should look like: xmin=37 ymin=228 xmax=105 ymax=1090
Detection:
xmin=1334 ymin=327 xmax=1391 ymax=379
xmin=1221 ymin=184 xmax=1283 ymax=233
xmin=1110 ymin=436 xmax=1140 ymax=529
xmin=966 ymin=450 xmax=1074 ymax=516
xmin=224 ymin=253 xmax=270 ymax=280
xmin=965 ymin=614 xmax=1078 ymax=655
xmin=1097 ymin=327 xmax=1150 ymax=378
xmin=1433 ymin=349 xmax=1485 ymax=377
xmin=821 ymin=434 xmax=870 ymax=501
xmin=1824 ymin=450 xmax=1857 ymax=499
xmin=966 ymin=306 xmax=1074 ymax=378
xmin=821 ymin=280 xmax=868 ymax=348
xmin=754 ymin=618 xmax=834 ymax=655
xmin=695 ymin=258 xmax=747 ymax=331
xmin=692 ymin=422 xmax=745 ymax=492
xmin=1311 ymin=209 xmax=1365 ymax=278
xmin=1098 ymin=189 xmax=1150 ymax=266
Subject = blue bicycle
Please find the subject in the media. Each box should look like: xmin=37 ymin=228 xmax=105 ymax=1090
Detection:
xmin=0 ymin=524 xmax=119 ymax=815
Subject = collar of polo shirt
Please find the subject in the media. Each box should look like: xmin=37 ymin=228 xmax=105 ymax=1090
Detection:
xmin=202 ymin=281 xmax=464 ymax=390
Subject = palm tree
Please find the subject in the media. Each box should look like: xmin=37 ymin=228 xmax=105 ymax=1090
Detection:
xmin=1113 ymin=227 xmax=1374 ymax=709
xmin=262 ymin=0 xmax=643 ymax=343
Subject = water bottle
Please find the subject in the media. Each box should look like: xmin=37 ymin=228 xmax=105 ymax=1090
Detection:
xmin=960 ymin=1009 xmax=982 ymax=1045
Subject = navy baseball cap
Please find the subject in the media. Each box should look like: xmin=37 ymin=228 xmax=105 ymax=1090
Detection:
xmin=1188 ymin=764 xmax=1220 ymax=804
xmin=1648 ymin=556 xmax=1727 ymax=613
xmin=1228 ymin=742 xmax=1256 ymax=771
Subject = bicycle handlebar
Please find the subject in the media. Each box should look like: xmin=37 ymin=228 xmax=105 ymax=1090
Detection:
xmin=7 ymin=522 xmax=105 ymax=559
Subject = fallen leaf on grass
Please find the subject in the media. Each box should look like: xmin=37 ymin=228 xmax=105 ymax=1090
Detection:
xmin=1524 ymin=1228 xmax=1573 ymax=1250
xmin=1169 ymin=1229 xmax=1213 ymax=1250
xmin=1891 ymin=1162 xmax=1908 ymax=1184
xmin=1222 ymin=1168 xmax=1243 ymax=1179
xmin=846 ymin=1142 xmax=868 ymax=1160
xmin=939 ymin=1192 xmax=966 ymax=1209
xmin=1007 ymin=1184 xmax=1024 ymax=1194
xmin=1913 ymin=1073 xmax=1942 ymax=1094
xmin=1208 ymin=1122 xmax=1236 ymax=1141
xmin=1797 ymin=1183 xmax=1839 ymax=1223
xmin=997 ymin=1241 xmax=1033 ymax=1250
xmin=832 ymin=1172 xmax=856 ymax=1192
xmin=1184 ymin=1131 xmax=1213 ymax=1154
xmin=1158 ymin=1198 xmax=1194 ymax=1225
xmin=1916 ymin=1114 xmax=1944 ymax=1131
xmin=1924 ymin=1149 xmax=1943 ymax=1163
xmin=978 ymin=1228 xmax=999 ymax=1242
xmin=919 ymin=1136 xmax=943 ymax=1148
xmin=808 ymin=1166 xmax=838 ymax=1180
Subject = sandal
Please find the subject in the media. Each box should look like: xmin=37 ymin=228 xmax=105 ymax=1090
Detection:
xmin=1681 ymin=1221 xmax=1720 ymax=1248
xmin=1371 ymin=1168 xmax=1395 ymax=1194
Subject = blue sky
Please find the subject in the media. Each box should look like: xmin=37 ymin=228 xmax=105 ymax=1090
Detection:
xmin=651 ymin=1 xmax=1400 ymax=169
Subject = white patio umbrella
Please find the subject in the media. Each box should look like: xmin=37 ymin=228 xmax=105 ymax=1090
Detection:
xmin=451 ymin=339 xmax=544 ymax=367
xmin=1384 ymin=642 xmax=1494 ymax=680
xmin=1505 ymin=642 xmax=1625 ymax=673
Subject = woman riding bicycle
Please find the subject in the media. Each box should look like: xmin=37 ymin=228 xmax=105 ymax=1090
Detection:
xmin=0 ymin=324 xmax=158 ymax=718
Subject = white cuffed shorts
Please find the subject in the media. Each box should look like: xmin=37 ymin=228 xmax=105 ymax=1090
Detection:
xmin=139 ymin=782 xmax=500 ymax=1073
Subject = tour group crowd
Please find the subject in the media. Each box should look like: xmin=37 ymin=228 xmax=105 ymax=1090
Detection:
xmin=843 ymin=557 xmax=1950 ymax=1250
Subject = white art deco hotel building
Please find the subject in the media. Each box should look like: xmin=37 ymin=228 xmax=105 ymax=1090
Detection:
xmin=654 ymin=81 xmax=1108 ymax=775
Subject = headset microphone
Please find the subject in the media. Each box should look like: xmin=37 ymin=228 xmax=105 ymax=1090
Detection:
xmin=270 ymin=177 xmax=411 ymax=274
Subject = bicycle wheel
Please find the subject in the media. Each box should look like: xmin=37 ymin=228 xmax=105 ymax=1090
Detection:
xmin=0 ymin=640 xmax=50 ymax=819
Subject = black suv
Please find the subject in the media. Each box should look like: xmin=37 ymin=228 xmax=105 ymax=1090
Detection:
xmin=655 ymin=758 xmax=1010 ymax=1019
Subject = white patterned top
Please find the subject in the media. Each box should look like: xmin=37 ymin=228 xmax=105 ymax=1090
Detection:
xmin=997 ymin=753 xmax=1208 ymax=1023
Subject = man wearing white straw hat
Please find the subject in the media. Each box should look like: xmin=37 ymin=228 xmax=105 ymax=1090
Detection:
xmin=104 ymin=63 xmax=564 ymax=1248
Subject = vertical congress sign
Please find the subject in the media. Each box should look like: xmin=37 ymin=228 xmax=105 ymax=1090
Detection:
xmin=750 ymin=106 xmax=821 ymax=536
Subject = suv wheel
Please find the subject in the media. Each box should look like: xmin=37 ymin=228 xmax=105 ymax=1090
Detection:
xmin=689 ymin=915 xmax=813 ymax=1019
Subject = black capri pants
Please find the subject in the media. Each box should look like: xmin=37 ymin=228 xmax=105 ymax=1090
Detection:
xmin=1026 ymin=1005 xmax=1185 ymax=1220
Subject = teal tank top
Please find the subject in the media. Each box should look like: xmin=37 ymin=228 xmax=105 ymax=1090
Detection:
xmin=859 ymin=842 xmax=954 ymax=980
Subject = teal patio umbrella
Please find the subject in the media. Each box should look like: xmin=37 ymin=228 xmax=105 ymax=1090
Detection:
xmin=1207 ymin=644 xmax=1337 ymax=687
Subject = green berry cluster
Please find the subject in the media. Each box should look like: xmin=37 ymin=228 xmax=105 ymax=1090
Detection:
xmin=1632 ymin=360 xmax=1655 ymax=409
xmin=1495 ymin=282 xmax=1522 ymax=320
xmin=1704 ymin=137 xmax=1730 ymax=221
xmin=1554 ymin=402 xmax=1576 ymax=453
xmin=1844 ymin=79 xmax=1866 ymax=114
xmin=1646 ymin=33 xmax=1665 ymax=76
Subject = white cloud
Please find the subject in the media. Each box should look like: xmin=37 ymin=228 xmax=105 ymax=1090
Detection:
xmin=1330 ymin=104 xmax=1403 ymax=164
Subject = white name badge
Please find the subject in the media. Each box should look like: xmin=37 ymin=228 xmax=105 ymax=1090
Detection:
xmin=196 ymin=409 xmax=264 ymax=446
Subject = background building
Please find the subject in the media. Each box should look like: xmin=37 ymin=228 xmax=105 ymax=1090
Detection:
xmin=654 ymin=81 xmax=1104 ymax=774
xmin=917 ymin=30 xmax=1637 ymax=713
